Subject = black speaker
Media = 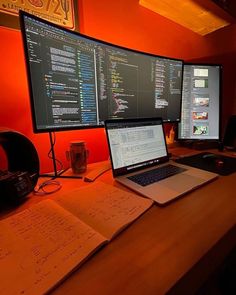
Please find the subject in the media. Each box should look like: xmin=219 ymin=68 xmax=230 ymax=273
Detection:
xmin=223 ymin=115 xmax=236 ymax=150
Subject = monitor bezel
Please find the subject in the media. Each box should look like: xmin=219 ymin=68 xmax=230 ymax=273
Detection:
xmin=178 ymin=62 xmax=222 ymax=142
xmin=19 ymin=10 xmax=184 ymax=134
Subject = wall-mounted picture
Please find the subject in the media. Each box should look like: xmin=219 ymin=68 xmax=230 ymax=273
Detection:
xmin=0 ymin=0 xmax=78 ymax=30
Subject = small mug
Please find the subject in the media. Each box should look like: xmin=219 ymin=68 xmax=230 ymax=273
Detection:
xmin=66 ymin=141 xmax=89 ymax=174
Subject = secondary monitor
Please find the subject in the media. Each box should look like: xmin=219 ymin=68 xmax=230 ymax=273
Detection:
xmin=20 ymin=11 xmax=183 ymax=133
xmin=178 ymin=63 xmax=221 ymax=141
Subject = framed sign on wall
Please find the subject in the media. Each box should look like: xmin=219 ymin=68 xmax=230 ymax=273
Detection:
xmin=0 ymin=0 xmax=79 ymax=30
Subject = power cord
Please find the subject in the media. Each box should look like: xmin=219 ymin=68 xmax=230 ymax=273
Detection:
xmin=34 ymin=179 xmax=62 ymax=195
xmin=48 ymin=132 xmax=64 ymax=174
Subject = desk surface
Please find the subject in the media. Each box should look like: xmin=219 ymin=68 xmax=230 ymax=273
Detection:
xmin=2 ymin=148 xmax=236 ymax=295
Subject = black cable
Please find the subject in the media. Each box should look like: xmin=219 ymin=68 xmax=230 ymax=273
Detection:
xmin=34 ymin=179 xmax=62 ymax=195
xmin=47 ymin=132 xmax=64 ymax=174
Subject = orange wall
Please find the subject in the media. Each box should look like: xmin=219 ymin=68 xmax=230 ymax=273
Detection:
xmin=0 ymin=0 xmax=236 ymax=173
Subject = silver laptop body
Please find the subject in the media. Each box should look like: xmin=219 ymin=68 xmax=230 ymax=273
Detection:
xmin=105 ymin=117 xmax=218 ymax=205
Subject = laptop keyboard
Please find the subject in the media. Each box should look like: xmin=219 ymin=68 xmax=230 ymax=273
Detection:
xmin=127 ymin=164 xmax=187 ymax=187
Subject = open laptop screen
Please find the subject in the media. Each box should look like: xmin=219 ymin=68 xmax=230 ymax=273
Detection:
xmin=105 ymin=118 xmax=169 ymax=176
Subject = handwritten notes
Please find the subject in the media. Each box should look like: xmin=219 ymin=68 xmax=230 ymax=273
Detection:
xmin=0 ymin=181 xmax=153 ymax=295
xmin=55 ymin=182 xmax=153 ymax=239
xmin=0 ymin=200 xmax=106 ymax=295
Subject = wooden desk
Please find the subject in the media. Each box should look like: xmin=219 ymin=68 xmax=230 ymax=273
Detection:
xmin=2 ymin=148 xmax=236 ymax=294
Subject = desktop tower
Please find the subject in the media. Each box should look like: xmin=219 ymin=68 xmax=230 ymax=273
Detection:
xmin=223 ymin=115 xmax=236 ymax=150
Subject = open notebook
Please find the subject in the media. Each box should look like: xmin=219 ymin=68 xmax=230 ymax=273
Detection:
xmin=105 ymin=117 xmax=218 ymax=205
xmin=0 ymin=182 xmax=152 ymax=295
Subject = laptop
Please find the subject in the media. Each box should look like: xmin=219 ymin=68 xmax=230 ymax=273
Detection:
xmin=105 ymin=117 xmax=218 ymax=205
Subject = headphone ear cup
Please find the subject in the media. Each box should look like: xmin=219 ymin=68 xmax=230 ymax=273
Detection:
xmin=0 ymin=130 xmax=39 ymax=204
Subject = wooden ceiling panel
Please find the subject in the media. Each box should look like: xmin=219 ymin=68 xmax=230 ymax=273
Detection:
xmin=139 ymin=0 xmax=235 ymax=35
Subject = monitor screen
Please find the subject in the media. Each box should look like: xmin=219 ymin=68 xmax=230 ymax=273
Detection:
xmin=20 ymin=11 xmax=183 ymax=133
xmin=178 ymin=63 xmax=221 ymax=140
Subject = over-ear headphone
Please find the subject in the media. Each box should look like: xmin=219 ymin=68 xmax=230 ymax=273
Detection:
xmin=0 ymin=129 xmax=39 ymax=205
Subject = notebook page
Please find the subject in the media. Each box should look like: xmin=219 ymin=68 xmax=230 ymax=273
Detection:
xmin=55 ymin=182 xmax=153 ymax=240
xmin=0 ymin=199 xmax=106 ymax=295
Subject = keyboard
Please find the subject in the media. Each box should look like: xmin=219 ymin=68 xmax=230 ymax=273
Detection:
xmin=127 ymin=164 xmax=186 ymax=187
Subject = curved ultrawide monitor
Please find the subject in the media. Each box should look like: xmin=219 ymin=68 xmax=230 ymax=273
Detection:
xmin=178 ymin=63 xmax=222 ymax=141
xmin=20 ymin=11 xmax=183 ymax=133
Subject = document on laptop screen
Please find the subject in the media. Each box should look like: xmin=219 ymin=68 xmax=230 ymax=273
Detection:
xmin=107 ymin=123 xmax=167 ymax=169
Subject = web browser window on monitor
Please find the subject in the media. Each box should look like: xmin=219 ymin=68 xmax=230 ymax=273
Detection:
xmin=178 ymin=64 xmax=221 ymax=141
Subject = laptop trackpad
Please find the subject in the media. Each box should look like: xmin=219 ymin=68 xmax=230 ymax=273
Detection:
xmin=161 ymin=174 xmax=204 ymax=192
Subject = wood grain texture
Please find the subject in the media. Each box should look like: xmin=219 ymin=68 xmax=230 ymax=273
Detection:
xmin=1 ymin=148 xmax=236 ymax=294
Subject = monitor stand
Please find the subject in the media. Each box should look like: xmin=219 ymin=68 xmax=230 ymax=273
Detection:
xmin=40 ymin=132 xmax=83 ymax=179
xmin=40 ymin=133 xmax=111 ymax=181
